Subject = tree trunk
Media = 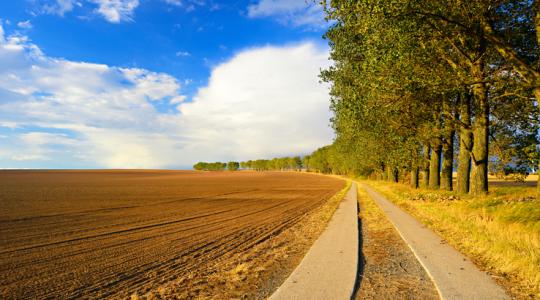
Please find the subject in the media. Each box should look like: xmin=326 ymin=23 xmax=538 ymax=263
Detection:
xmin=411 ymin=167 xmax=419 ymax=189
xmin=533 ymin=4 xmax=540 ymax=199
xmin=392 ymin=168 xmax=399 ymax=183
xmin=387 ymin=165 xmax=393 ymax=182
xmin=441 ymin=131 xmax=455 ymax=191
xmin=534 ymin=88 xmax=540 ymax=198
xmin=441 ymin=98 xmax=456 ymax=191
xmin=421 ymin=144 xmax=431 ymax=188
xmin=470 ymin=60 xmax=489 ymax=195
xmin=429 ymin=140 xmax=442 ymax=189
xmin=457 ymin=92 xmax=472 ymax=194
xmin=381 ymin=163 xmax=388 ymax=181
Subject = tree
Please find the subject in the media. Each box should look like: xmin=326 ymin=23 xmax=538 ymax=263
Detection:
xmin=318 ymin=0 xmax=538 ymax=194
xmin=227 ymin=161 xmax=240 ymax=171
xmin=193 ymin=162 xmax=226 ymax=171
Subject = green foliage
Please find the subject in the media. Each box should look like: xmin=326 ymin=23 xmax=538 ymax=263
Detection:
xmin=239 ymin=156 xmax=303 ymax=171
xmin=227 ymin=161 xmax=240 ymax=171
xmin=193 ymin=162 xmax=226 ymax=171
xmin=313 ymin=0 xmax=539 ymax=189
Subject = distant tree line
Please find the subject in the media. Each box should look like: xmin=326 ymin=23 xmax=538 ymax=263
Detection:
xmin=240 ymin=157 xmax=303 ymax=171
xmin=193 ymin=157 xmax=304 ymax=171
xmin=193 ymin=162 xmax=228 ymax=171
xmin=313 ymin=1 xmax=540 ymax=196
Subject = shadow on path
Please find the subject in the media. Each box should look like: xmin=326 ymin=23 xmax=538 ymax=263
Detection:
xmin=350 ymin=200 xmax=365 ymax=299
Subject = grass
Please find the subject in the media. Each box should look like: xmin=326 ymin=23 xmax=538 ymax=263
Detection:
xmin=362 ymin=180 xmax=540 ymax=299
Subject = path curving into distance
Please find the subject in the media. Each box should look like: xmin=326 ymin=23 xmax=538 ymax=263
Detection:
xmin=362 ymin=184 xmax=509 ymax=300
xmin=270 ymin=182 xmax=359 ymax=300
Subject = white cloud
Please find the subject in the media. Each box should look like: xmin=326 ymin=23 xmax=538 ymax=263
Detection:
xmin=164 ymin=0 xmax=210 ymax=12
xmin=11 ymin=132 xmax=78 ymax=161
xmin=0 ymin=24 xmax=333 ymax=168
xmin=164 ymin=0 xmax=182 ymax=6
xmin=89 ymin=0 xmax=139 ymax=23
xmin=35 ymin=0 xmax=138 ymax=22
xmin=176 ymin=51 xmax=190 ymax=57
xmin=0 ymin=22 xmax=4 ymax=43
xmin=247 ymin=0 xmax=327 ymax=29
xmin=35 ymin=0 xmax=209 ymax=23
xmin=17 ymin=20 xmax=33 ymax=29
xmin=43 ymin=0 xmax=77 ymax=16
xmin=177 ymin=42 xmax=333 ymax=162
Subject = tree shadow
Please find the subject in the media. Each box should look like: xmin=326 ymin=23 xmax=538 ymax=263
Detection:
xmin=350 ymin=200 xmax=366 ymax=300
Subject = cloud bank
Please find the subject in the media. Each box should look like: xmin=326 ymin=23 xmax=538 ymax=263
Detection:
xmin=0 ymin=25 xmax=333 ymax=169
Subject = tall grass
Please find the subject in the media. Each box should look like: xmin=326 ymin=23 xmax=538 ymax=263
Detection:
xmin=363 ymin=180 xmax=540 ymax=299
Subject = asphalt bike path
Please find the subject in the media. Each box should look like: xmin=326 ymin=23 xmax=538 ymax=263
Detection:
xmin=270 ymin=182 xmax=359 ymax=300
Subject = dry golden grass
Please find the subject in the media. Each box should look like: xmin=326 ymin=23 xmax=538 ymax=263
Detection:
xmin=363 ymin=180 xmax=540 ymax=299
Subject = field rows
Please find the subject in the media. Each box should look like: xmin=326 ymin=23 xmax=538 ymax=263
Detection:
xmin=0 ymin=170 xmax=343 ymax=299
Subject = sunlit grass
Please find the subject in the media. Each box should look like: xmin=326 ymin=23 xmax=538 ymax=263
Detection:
xmin=362 ymin=180 xmax=540 ymax=299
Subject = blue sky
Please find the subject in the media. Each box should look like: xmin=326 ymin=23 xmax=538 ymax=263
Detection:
xmin=0 ymin=0 xmax=334 ymax=169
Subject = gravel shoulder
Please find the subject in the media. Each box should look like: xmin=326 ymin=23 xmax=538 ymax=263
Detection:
xmin=356 ymin=184 xmax=439 ymax=299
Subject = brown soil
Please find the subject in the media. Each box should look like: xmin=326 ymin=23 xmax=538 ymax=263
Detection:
xmin=355 ymin=187 xmax=439 ymax=299
xmin=0 ymin=170 xmax=344 ymax=299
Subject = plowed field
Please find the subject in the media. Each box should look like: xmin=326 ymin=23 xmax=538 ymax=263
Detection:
xmin=0 ymin=170 xmax=344 ymax=299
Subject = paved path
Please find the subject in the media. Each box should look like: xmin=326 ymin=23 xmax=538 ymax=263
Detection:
xmin=362 ymin=184 xmax=510 ymax=300
xmin=270 ymin=182 xmax=359 ymax=300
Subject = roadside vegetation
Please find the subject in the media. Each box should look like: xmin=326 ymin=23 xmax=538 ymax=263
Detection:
xmin=362 ymin=180 xmax=539 ymax=299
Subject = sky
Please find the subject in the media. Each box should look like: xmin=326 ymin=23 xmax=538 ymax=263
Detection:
xmin=0 ymin=0 xmax=335 ymax=169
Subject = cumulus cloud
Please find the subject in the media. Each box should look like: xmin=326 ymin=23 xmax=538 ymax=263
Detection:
xmin=247 ymin=0 xmax=327 ymax=29
xmin=177 ymin=43 xmax=333 ymax=162
xmin=90 ymin=0 xmax=139 ymax=23
xmin=17 ymin=20 xmax=33 ymax=29
xmin=0 ymin=24 xmax=333 ymax=169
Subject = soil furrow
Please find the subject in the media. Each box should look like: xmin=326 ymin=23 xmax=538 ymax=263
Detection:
xmin=0 ymin=170 xmax=344 ymax=299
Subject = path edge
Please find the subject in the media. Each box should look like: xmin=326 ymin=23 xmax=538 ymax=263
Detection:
xmin=360 ymin=182 xmax=444 ymax=299
xmin=269 ymin=181 xmax=359 ymax=300
xmin=360 ymin=182 xmax=510 ymax=300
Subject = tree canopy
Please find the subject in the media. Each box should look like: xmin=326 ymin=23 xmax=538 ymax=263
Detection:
xmin=308 ymin=0 xmax=539 ymax=195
